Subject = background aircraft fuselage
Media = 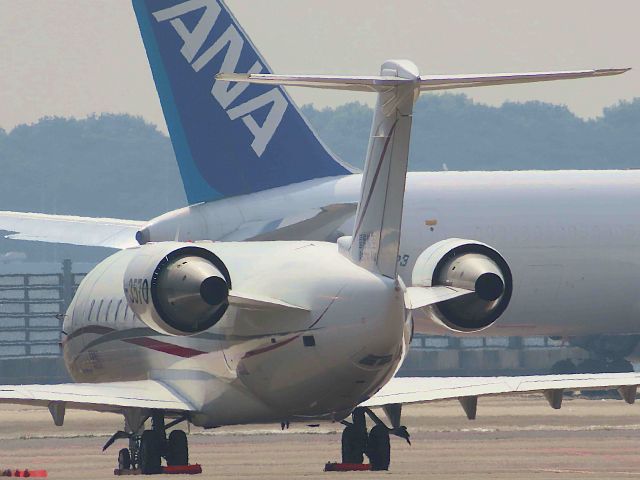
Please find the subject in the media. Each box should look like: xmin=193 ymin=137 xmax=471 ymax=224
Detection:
xmin=142 ymin=169 xmax=640 ymax=337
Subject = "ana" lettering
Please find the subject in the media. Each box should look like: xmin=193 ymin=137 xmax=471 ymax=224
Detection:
xmin=152 ymin=0 xmax=287 ymax=156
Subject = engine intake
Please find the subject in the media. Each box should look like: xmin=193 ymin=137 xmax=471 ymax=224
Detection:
xmin=412 ymin=239 xmax=512 ymax=332
xmin=124 ymin=244 xmax=231 ymax=336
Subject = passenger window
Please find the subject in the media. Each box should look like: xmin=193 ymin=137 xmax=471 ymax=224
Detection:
xmin=96 ymin=300 xmax=103 ymax=323
xmin=87 ymin=300 xmax=95 ymax=322
xmin=115 ymin=299 xmax=123 ymax=323
xmin=105 ymin=300 xmax=112 ymax=323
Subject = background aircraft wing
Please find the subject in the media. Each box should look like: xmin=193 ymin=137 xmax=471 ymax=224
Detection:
xmin=362 ymin=373 xmax=640 ymax=411
xmin=0 ymin=380 xmax=195 ymax=414
xmin=0 ymin=211 xmax=143 ymax=249
xmin=227 ymin=203 xmax=357 ymax=242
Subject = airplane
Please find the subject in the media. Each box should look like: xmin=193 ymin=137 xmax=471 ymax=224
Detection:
xmin=2 ymin=51 xmax=640 ymax=473
xmin=2 ymin=1 xmax=639 ymax=375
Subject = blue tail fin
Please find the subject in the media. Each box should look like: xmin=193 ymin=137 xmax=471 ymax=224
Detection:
xmin=132 ymin=0 xmax=352 ymax=204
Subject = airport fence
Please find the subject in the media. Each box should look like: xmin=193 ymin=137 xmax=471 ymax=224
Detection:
xmin=0 ymin=260 xmax=82 ymax=359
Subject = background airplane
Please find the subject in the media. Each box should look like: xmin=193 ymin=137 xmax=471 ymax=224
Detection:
xmin=0 ymin=0 xmax=638 ymax=375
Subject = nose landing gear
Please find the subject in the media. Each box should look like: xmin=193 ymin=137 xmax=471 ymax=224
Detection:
xmin=338 ymin=406 xmax=411 ymax=471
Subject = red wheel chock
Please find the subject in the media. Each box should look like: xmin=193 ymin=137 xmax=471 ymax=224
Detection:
xmin=1 ymin=469 xmax=48 ymax=477
xmin=324 ymin=462 xmax=371 ymax=472
xmin=162 ymin=464 xmax=202 ymax=474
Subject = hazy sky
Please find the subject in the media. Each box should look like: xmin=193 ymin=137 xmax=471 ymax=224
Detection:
xmin=1 ymin=0 xmax=639 ymax=133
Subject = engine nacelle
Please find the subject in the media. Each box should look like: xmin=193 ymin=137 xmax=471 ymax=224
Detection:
xmin=124 ymin=243 xmax=231 ymax=336
xmin=412 ymin=238 xmax=512 ymax=332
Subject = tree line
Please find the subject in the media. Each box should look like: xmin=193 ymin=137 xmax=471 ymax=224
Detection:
xmin=1 ymin=95 xmax=638 ymax=261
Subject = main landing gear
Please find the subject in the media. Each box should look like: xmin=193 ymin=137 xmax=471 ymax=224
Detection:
xmin=340 ymin=406 xmax=411 ymax=471
xmin=550 ymin=335 xmax=637 ymax=376
xmin=551 ymin=357 xmax=634 ymax=375
xmin=104 ymin=410 xmax=191 ymax=475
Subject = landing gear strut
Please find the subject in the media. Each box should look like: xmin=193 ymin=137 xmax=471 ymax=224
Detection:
xmin=105 ymin=409 xmax=190 ymax=474
xmin=339 ymin=407 xmax=411 ymax=471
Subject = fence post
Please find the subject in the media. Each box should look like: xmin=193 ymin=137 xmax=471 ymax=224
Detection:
xmin=61 ymin=259 xmax=74 ymax=311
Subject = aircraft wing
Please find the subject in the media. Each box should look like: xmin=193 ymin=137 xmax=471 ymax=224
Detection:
xmin=0 ymin=380 xmax=195 ymax=414
xmin=0 ymin=211 xmax=143 ymax=249
xmin=362 ymin=373 xmax=640 ymax=412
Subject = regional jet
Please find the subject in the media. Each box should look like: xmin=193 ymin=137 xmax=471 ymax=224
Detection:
xmin=2 ymin=49 xmax=640 ymax=472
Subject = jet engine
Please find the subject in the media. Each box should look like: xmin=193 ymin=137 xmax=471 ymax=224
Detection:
xmin=123 ymin=244 xmax=231 ymax=336
xmin=412 ymin=238 xmax=512 ymax=332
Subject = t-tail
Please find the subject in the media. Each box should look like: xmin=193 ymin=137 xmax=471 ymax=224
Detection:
xmin=219 ymin=62 xmax=628 ymax=277
xmin=132 ymin=0 xmax=352 ymax=205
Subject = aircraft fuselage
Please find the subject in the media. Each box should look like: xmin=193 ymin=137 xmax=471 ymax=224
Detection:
xmin=62 ymin=241 xmax=410 ymax=427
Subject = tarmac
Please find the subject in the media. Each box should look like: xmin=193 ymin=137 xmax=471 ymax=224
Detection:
xmin=1 ymin=395 xmax=640 ymax=479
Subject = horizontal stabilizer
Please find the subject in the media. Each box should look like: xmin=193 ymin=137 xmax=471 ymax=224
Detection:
xmin=217 ymin=68 xmax=630 ymax=92
xmin=228 ymin=291 xmax=310 ymax=312
xmin=405 ymin=286 xmax=473 ymax=309
xmin=418 ymin=68 xmax=630 ymax=91
xmin=0 ymin=211 xmax=143 ymax=249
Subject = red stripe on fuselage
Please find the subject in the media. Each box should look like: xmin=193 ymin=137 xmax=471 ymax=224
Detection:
xmin=125 ymin=337 xmax=206 ymax=358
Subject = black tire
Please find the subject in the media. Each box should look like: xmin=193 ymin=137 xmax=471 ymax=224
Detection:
xmin=367 ymin=425 xmax=390 ymax=471
xmin=341 ymin=425 xmax=366 ymax=464
xmin=606 ymin=358 xmax=634 ymax=373
xmin=166 ymin=430 xmax=189 ymax=466
xmin=577 ymin=358 xmax=607 ymax=374
xmin=117 ymin=448 xmax=131 ymax=471
xmin=550 ymin=359 xmax=577 ymax=375
xmin=139 ymin=430 xmax=163 ymax=474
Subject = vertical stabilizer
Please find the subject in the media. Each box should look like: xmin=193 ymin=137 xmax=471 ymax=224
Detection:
xmin=348 ymin=60 xmax=418 ymax=278
xmin=132 ymin=0 xmax=351 ymax=204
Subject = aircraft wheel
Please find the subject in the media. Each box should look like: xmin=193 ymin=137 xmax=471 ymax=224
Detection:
xmin=550 ymin=359 xmax=577 ymax=375
xmin=341 ymin=424 xmax=366 ymax=464
xmin=577 ymin=358 xmax=607 ymax=374
xmin=367 ymin=425 xmax=390 ymax=471
xmin=166 ymin=430 xmax=189 ymax=466
xmin=606 ymin=358 xmax=634 ymax=373
xmin=117 ymin=448 xmax=131 ymax=470
xmin=139 ymin=430 xmax=163 ymax=474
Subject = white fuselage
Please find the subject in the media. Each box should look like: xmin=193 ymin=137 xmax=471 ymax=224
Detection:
xmin=62 ymin=241 xmax=410 ymax=427
xmin=143 ymin=170 xmax=640 ymax=337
